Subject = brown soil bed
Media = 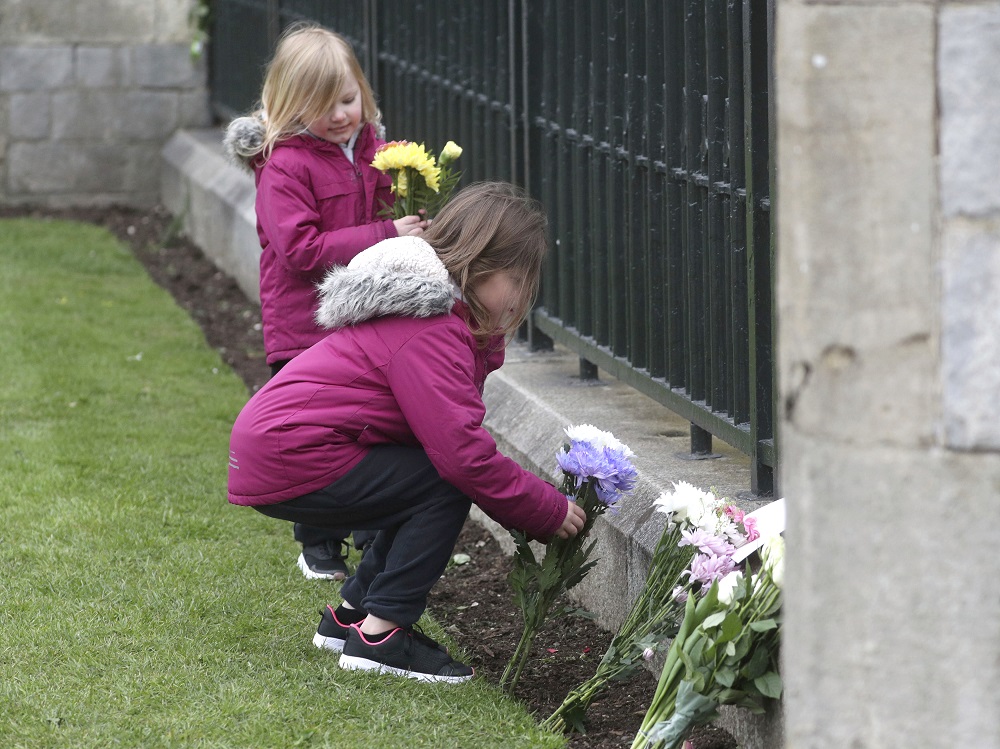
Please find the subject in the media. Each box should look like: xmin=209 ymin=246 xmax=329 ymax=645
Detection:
xmin=1 ymin=204 xmax=739 ymax=749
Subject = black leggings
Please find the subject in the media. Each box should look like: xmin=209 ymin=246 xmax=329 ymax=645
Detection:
xmin=255 ymin=445 xmax=471 ymax=627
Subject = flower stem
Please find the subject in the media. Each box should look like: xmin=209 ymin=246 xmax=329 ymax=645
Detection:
xmin=499 ymin=622 xmax=538 ymax=694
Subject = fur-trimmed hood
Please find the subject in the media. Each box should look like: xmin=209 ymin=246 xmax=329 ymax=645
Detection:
xmin=223 ymin=115 xmax=265 ymax=172
xmin=223 ymin=115 xmax=388 ymax=173
xmin=314 ymin=236 xmax=456 ymax=330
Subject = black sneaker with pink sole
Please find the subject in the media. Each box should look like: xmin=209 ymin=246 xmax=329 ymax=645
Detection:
xmin=339 ymin=623 xmax=474 ymax=684
xmin=313 ymin=604 xmax=359 ymax=653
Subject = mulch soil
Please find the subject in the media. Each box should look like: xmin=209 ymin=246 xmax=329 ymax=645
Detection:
xmin=0 ymin=204 xmax=739 ymax=749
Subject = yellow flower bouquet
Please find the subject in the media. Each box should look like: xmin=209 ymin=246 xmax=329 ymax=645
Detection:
xmin=371 ymin=140 xmax=463 ymax=219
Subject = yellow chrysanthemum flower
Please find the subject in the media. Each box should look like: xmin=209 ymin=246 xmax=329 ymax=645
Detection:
xmin=395 ymin=169 xmax=408 ymax=197
xmin=372 ymin=141 xmax=441 ymax=193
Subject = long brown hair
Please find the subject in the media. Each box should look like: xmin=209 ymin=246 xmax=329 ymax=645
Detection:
xmin=255 ymin=23 xmax=380 ymax=161
xmin=424 ymin=182 xmax=548 ymax=345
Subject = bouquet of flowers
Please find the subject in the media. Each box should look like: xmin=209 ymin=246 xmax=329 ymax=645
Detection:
xmin=543 ymin=481 xmax=761 ymax=734
xmin=499 ymin=424 xmax=638 ymax=695
xmin=631 ymin=535 xmax=785 ymax=749
xmin=371 ymin=139 xmax=462 ymax=219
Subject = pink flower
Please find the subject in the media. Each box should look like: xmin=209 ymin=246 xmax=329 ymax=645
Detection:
xmin=643 ymin=647 xmax=655 ymax=661
xmin=684 ymin=553 xmax=737 ymax=588
xmin=724 ymin=505 xmax=745 ymax=523
xmin=679 ymin=528 xmax=735 ymax=558
xmin=743 ymin=515 xmax=760 ymax=542
xmin=672 ymin=585 xmax=689 ymax=603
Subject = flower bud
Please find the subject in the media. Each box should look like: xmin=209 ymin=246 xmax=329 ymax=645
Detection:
xmin=439 ymin=140 xmax=463 ymax=165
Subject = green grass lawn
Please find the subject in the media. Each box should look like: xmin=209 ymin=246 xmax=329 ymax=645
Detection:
xmin=0 ymin=218 xmax=562 ymax=749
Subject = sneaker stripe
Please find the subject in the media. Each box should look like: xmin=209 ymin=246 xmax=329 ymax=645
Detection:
xmin=350 ymin=625 xmax=402 ymax=645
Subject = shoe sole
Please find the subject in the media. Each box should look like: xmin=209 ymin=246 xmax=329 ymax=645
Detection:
xmin=313 ymin=631 xmax=347 ymax=653
xmin=297 ymin=553 xmax=346 ymax=581
xmin=339 ymin=654 xmax=474 ymax=684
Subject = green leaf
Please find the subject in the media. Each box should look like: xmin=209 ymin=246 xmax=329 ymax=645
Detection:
xmin=702 ymin=611 xmax=727 ymax=629
xmin=742 ymin=643 xmax=772 ymax=680
xmin=717 ymin=612 xmax=743 ymax=644
xmin=678 ymin=645 xmax=696 ymax=675
xmin=715 ymin=666 xmax=737 ymax=688
xmin=754 ymin=671 xmax=783 ymax=699
xmin=731 ymin=633 xmax=752 ymax=661
xmin=749 ymin=618 xmax=778 ymax=633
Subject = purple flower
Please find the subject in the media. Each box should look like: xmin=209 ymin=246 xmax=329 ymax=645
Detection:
xmin=556 ymin=428 xmax=638 ymax=505
xmin=679 ymin=528 xmax=735 ymax=557
xmin=683 ymin=553 xmax=737 ymax=588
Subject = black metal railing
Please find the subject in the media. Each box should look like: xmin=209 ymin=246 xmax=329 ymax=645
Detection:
xmin=209 ymin=0 xmax=776 ymax=495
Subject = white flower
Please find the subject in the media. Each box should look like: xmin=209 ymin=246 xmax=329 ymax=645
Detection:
xmin=761 ymin=535 xmax=785 ymax=588
xmin=717 ymin=518 xmax=744 ymax=546
xmin=653 ymin=480 xmax=716 ymax=527
xmin=717 ymin=570 xmax=743 ymax=606
xmin=563 ymin=424 xmax=635 ymax=457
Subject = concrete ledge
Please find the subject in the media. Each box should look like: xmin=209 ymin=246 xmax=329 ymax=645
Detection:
xmin=161 ymin=128 xmax=261 ymax=302
xmin=160 ymin=128 xmax=781 ymax=747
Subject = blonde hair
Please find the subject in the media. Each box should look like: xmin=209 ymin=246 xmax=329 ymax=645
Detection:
xmin=255 ymin=23 xmax=380 ymax=161
xmin=424 ymin=182 xmax=549 ymax=344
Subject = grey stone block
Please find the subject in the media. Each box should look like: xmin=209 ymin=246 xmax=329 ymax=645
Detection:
xmin=178 ymin=89 xmax=212 ymax=128
xmin=0 ymin=45 xmax=74 ymax=92
xmin=51 ymin=89 xmax=179 ymax=142
xmin=939 ymin=5 xmax=1000 ymax=218
xmin=69 ymin=2 xmax=154 ymax=43
xmin=51 ymin=90 xmax=119 ymax=140
xmin=9 ymin=92 xmax=51 ymax=139
xmin=123 ymin=143 xmax=165 ymax=196
xmin=131 ymin=44 xmax=203 ymax=89
xmin=76 ymin=46 xmax=130 ymax=88
xmin=121 ymin=91 xmax=179 ymax=139
xmin=8 ymin=141 xmax=127 ymax=194
xmin=941 ymin=218 xmax=1000 ymax=450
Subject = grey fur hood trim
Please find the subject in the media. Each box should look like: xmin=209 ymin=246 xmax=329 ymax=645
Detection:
xmin=315 ymin=237 xmax=456 ymax=330
xmin=223 ymin=115 xmax=265 ymax=171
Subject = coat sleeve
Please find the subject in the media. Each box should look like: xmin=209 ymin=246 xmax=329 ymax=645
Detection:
xmin=386 ymin=323 xmax=567 ymax=539
xmin=256 ymin=160 xmax=396 ymax=278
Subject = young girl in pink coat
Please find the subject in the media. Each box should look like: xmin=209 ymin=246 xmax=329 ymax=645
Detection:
xmin=227 ymin=182 xmax=586 ymax=683
xmin=225 ymin=24 xmax=426 ymax=580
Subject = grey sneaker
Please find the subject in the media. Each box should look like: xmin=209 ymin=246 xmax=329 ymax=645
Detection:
xmin=339 ymin=624 xmax=474 ymax=684
xmin=298 ymin=540 xmax=350 ymax=581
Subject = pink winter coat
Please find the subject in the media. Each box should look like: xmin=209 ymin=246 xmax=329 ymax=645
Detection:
xmin=230 ymin=119 xmax=397 ymax=364
xmin=227 ymin=237 xmax=568 ymax=540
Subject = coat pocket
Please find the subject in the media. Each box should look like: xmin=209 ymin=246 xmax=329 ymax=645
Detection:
xmin=314 ymin=178 xmax=362 ymax=201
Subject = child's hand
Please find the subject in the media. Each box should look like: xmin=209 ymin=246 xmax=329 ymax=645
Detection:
xmin=394 ymin=211 xmax=429 ymax=237
xmin=553 ymin=499 xmax=586 ymax=540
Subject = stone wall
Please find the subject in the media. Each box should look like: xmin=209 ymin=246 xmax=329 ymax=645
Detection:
xmin=0 ymin=0 xmax=210 ymax=207
xmin=777 ymin=1 xmax=1000 ymax=747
